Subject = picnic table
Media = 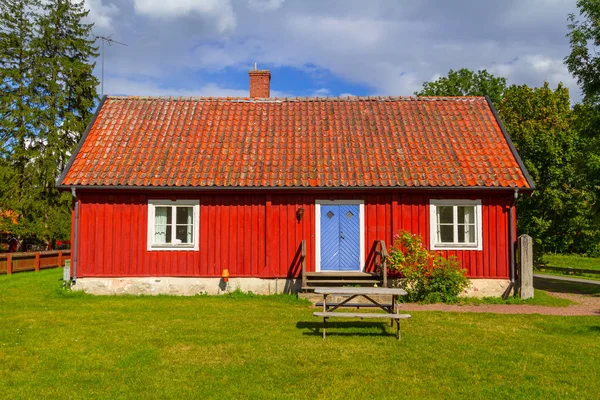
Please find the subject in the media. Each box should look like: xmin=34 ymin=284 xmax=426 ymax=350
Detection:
xmin=313 ymin=287 xmax=411 ymax=340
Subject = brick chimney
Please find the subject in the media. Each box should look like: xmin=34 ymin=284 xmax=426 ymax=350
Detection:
xmin=249 ymin=68 xmax=271 ymax=98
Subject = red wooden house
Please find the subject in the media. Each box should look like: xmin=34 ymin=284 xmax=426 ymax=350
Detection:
xmin=57 ymin=70 xmax=534 ymax=296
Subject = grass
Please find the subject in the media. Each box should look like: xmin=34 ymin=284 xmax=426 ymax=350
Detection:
xmin=543 ymin=254 xmax=600 ymax=271
xmin=538 ymin=254 xmax=600 ymax=281
xmin=1 ymin=269 xmax=600 ymax=399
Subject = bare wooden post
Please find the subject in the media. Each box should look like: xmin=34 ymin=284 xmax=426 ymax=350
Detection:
xmin=518 ymin=234 xmax=534 ymax=299
xmin=35 ymin=252 xmax=40 ymax=272
xmin=6 ymin=254 xmax=12 ymax=275
xmin=58 ymin=251 xmax=63 ymax=267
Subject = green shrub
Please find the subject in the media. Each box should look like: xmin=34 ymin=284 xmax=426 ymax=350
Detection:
xmin=387 ymin=230 xmax=469 ymax=303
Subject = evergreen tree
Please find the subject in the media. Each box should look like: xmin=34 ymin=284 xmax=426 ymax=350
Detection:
xmin=0 ymin=0 xmax=98 ymax=247
xmin=0 ymin=0 xmax=41 ymax=245
xmin=35 ymin=0 xmax=99 ymax=189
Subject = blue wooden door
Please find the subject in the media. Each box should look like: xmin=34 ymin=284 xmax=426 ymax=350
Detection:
xmin=320 ymin=204 xmax=360 ymax=271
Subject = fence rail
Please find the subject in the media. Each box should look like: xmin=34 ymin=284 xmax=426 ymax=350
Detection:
xmin=0 ymin=250 xmax=71 ymax=275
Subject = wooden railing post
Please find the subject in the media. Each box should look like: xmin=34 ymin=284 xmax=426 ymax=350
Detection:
xmin=301 ymin=240 xmax=306 ymax=290
xmin=6 ymin=254 xmax=12 ymax=275
xmin=35 ymin=252 xmax=40 ymax=272
xmin=58 ymin=251 xmax=63 ymax=267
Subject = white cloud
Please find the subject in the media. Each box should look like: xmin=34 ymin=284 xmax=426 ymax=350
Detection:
xmin=133 ymin=0 xmax=236 ymax=33
xmin=247 ymin=0 xmax=285 ymax=12
xmin=489 ymin=54 xmax=577 ymax=95
xmin=104 ymin=78 xmax=249 ymax=97
xmin=84 ymin=0 xmax=119 ymax=29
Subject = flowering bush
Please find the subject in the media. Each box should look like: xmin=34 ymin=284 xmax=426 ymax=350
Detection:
xmin=388 ymin=230 xmax=469 ymax=303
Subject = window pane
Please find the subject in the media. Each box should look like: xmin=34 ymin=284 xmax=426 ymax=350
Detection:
xmin=155 ymin=225 xmax=172 ymax=244
xmin=458 ymin=206 xmax=475 ymax=224
xmin=439 ymin=225 xmax=454 ymax=243
xmin=458 ymin=225 xmax=465 ymax=243
xmin=176 ymin=207 xmax=193 ymax=225
xmin=468 ymin=224 xmax=476 ymax=243
xmin=155 ymin=206 xmax=172 ymax=225
xmin=176 ymin=225 xmax=192 ymax=244
xmin=438 ymin=206 xmax=453 ymax=224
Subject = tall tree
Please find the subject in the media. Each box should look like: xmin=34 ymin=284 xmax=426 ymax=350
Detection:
xmin=0 ymin=0 xmax=41 ymax=243
xmin=0 ymin=0 xmax=99 ymax=247
xmin=415 ymin=68 xmax=507 ymax=105
xmin=31 ymin=0 xmax=99 ymax=244
xmin=498 ymin=83 xmax=598 ymax=255
xmin=565 ymin=0 xmax=600 ymax=105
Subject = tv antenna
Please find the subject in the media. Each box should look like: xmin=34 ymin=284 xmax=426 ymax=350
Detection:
xmin=94 ymin=34 xmax=128 ymax=97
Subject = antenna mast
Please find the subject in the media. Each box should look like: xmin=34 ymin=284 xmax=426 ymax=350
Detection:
xmin=94 ymin=35 xmax=128 ymax=97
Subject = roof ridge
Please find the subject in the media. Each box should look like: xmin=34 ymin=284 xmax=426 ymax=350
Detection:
xmin=105 ymin=95 xmax=487 ymax=102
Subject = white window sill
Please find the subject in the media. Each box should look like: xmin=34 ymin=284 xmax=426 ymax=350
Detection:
xmin=432 ymin=244 xmax=482 ymax=251
xmin=148 ymin=245 xmax=197 ymax=251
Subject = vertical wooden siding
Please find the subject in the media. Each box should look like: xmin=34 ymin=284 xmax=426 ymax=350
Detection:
xmin=75 ymin=191 xmax=512 ymax=279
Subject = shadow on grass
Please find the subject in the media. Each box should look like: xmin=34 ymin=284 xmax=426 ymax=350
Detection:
xmin=296 ymin=321 xmax=397 ymax=338
xmin=534 ymin=277 xmax=600 ymax=296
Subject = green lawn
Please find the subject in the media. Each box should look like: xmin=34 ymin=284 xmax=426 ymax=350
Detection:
xmin=544 ymin=254 xmax=600 ymax=271
xmin=540 ymin=254 xmax=600 ymax=281
xmin=1 ymin=270 xmax=599 ymax=399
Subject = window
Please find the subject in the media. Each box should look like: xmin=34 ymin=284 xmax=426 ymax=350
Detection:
xmin=429 ymin=200 xmax=482 ymax=250
xmin=148 ymin=200 xmax=199 ymax=251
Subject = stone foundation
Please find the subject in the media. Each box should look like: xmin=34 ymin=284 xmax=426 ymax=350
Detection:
xmin=461 ymin=279 xmax=511 ymax=298
xmin=72 ymin=277 xmax=300 ymax=296
xmin=72 ymin=277 xmax=509 ymax=298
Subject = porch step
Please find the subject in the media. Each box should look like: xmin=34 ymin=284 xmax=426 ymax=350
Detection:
xmin=306 ymin=272 xmax=378 ymax=278
xmin=305 ymin=280 xmax=380 ymax=285
xmin=302 ymin=271 xmax=383 ymax=292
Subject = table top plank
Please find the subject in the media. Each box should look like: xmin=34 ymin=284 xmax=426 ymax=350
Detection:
xmin=314 ymin=287 xmax=407 ymax=296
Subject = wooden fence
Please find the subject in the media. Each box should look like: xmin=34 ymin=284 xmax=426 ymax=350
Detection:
xmin=0 ymin=250 xmax=71 ymax=275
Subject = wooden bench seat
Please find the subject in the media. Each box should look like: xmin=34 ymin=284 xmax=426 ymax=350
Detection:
xmin=313 ymin=312 xmax=411 ymax=340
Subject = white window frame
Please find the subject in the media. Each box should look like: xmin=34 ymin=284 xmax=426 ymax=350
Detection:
xmin=147 ymin=199 xmax=199 ymax=251
xmin=429 ymin=199 xmax=482 ymax=251
xmin=315 ymin=200 xmax=365 ymax=272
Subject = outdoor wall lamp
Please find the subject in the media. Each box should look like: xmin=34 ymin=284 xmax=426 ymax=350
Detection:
xmin=296 ymin=208 xmax=305 ymax=221
xmin=221 ymin=269 xmax=230 ymax=283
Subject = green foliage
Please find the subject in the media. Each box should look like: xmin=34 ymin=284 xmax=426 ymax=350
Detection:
xmin=387 ymin=230 xmax=469 ymax=303
xmin=415 ymin=68 xmax=507 ymax=105
xmin=565 ymin=0 xmax=600 ymax=105
xmin=498 ymin=83 xmax=599 ymax=256
xmin=0 ymin=0 xmax=98 ymax=246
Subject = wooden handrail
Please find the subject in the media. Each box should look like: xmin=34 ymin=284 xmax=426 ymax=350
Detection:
xmin=374 ymin=240 xmax=388 ymax=288
xmin=300 ymin=240 xmax=307 ymax=289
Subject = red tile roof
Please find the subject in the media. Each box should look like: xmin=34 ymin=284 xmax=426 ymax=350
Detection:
xmin=59 ymin=96 xmax=532 ymax=189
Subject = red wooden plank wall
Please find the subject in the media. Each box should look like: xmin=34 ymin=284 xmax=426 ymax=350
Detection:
xmin=74 ymin=191 xmax=512 ymax=279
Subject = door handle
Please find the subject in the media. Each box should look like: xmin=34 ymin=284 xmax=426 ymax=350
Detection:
xmin=340 ymin=232 xmax=344 ymax=239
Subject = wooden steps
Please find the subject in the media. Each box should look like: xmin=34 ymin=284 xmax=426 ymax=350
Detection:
xmin=302 ymin=271 xmax=382 ymax=292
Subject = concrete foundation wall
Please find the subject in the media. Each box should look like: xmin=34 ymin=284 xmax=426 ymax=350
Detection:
xmin=72 ymin=277 xmax=300 ymax=296
xmin=73 ymin=277 xmax=509 ymax=298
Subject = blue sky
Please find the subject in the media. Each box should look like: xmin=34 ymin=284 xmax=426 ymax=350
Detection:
xmin=85 ymin=0 xmax=581 ymax=101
